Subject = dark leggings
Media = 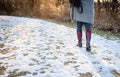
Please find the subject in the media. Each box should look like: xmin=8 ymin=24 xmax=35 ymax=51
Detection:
xmin=77 ymin=21 xmax=91 ymax=30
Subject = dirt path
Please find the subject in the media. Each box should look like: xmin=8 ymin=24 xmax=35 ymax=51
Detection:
xmin=0 ymin=16 xmax=120 ymax=77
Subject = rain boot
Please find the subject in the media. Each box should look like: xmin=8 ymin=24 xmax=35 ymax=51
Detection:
xmin=77 ymin=30 xmax=82 ymax=47
xmin=86 ymin=28 xmax=91 ymax=51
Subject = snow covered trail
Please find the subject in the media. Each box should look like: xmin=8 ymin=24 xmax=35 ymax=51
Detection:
xmin=0 ymin=16 xmax=120 ymax=77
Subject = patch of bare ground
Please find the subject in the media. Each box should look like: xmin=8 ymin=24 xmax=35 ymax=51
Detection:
xmin=0 ymin=66 xmax=6 ymax=75
xmin=111 ymin=70 xmax=120 ymax=77
xmin=0 ymin=48 xmax=9 ymax=54
xmin=79 ymin=72 xmax=92 ymax=77
xmin=8 ymin=70 xmax=31 ymax=77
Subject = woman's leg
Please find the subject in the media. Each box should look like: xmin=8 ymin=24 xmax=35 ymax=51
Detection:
xmin=84 ymin=23 xmax=92 ymax=51
xmin=76 ymin=21 xmax=83 ymax=47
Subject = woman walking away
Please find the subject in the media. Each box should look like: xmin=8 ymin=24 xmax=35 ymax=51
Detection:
xmin=69 ymin=0 xmax=94 ymax=51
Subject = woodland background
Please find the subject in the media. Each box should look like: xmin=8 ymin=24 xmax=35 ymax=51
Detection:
xmin=0 ymin=0 xmax=120 ymax=33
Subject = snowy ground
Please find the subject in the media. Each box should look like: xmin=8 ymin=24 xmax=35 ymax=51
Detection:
xmin=0 ymin=16 xmax=120 ymax=77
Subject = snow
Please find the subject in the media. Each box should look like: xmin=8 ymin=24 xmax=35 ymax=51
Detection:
xmin=0 ymin=16 xmax=120 ymax=77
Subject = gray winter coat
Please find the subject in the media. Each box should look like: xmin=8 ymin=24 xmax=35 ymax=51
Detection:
xmin=70 ymin=0 xmax=94 ymax=24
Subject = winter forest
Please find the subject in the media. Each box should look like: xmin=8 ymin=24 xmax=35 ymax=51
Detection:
xmin=0 ymin=0 xmax=120 ymax=33
xmin=0 ymin=0 xmax=120 ymax=77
